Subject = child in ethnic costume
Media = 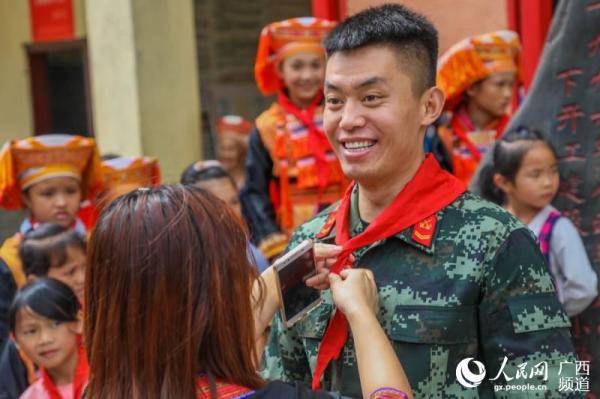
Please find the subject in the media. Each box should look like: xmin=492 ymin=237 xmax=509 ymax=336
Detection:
xmin=241 ymin=18 xmax=347 ymax=259
xmin=480 ymin=127 xmax=597 ymax=316
xmin=9 ymin=278 xmax=88 ymax=399
xmin=217 ymin=115 xmax=253 ymax=189
xmin=181 ymin=160 xmax=269 ymax=272
xmin=432 ymin=31 xmax=521 ymax=185
xmin=0 ymin=134 xmax=102 ymax=351
xmin=1 ymin=225 xmax=88 ymax=398
xmin=97 ymin=156 xmax=161 ymax=212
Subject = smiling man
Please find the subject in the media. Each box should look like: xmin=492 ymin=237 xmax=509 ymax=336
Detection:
xmin=261 ymin=4 xmax=579 ymax=398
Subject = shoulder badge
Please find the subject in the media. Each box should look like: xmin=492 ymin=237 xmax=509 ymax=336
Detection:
xmin=411 ymin=214 xmax=437 ymax=247
xmin=316 ymin=212 xmax=336 ymax=239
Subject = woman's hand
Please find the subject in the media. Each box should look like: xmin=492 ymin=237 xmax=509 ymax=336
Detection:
xmin=305 ymin=243 xmax=354 ymax=290
xmin=329 ymin=269 xmax=378 ymax=320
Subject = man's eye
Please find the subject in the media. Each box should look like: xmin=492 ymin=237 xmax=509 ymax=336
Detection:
xmin=364 ymin=95 xmax=379 ymax=102
xmin=326 ymin=98 xmax=341 ymax=105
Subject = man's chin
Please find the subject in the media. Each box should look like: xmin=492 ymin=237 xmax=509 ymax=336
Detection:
xmin=341 ymin=165 xmax=369 ymax=184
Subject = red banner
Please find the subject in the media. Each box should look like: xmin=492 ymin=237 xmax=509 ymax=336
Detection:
xmin=29 ymin=0 xmax=74 ymax=42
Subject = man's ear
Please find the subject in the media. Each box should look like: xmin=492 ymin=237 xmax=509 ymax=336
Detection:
xmin=421 ymin=86 xmax=445 ymax=126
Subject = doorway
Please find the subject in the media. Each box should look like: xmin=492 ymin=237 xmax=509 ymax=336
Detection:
xmin=26 ymin=39 xmax=93 ymax=137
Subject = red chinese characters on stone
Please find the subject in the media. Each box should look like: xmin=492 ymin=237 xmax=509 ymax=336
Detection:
xmin=558 ymin=173 xmax=585 ymax=205
xmin=593 ymin=214 xmax=600 ymax=235
xmin=557 ymin=104 xmax=585 ymax=134
xmin=557 ymin=68 xmax=583 ymax=97
xmin=591 ymin=70 xmax=600 ymax=90
xmin=586 ymin=1 xmax=600 ymax=12
xmin=558 ymin=143 xmax=586 ymax=162
xmin=589 ymin=33 xmax=600 ymax=58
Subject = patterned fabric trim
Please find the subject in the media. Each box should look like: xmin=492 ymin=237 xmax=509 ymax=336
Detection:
xmin=196 ymin=376 xmax=255 ymax=399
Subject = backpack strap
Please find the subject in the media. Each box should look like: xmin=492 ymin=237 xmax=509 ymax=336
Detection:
xmin=538 ymin=210 xmax=562 ymax=264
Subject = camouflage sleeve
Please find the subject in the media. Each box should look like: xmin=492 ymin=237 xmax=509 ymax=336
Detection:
xmin=260 ymin=307 xmax=313 ymax=384
xmin=260 ymin=229 xmax=313 ymax=384
xmin=478 ymin=227 xmax=582 ymax=398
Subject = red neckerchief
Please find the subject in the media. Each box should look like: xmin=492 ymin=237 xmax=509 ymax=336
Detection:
xmin=311 ymin=154 xmax=466 ymax=389
xmin=277 ymin=91 xmax=332 ymax=194
xmin=41 ymin=343 xmax=89 ymax=399
xmin=451 ymin=106 xmax=509 ymax=162
xmin=196 ymin=376 xmax=254 ymax=399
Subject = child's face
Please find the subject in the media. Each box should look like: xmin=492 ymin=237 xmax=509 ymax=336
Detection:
xmin=504 ymin=142 xmax=559 ymax=210
xmin=14 ymin=308 xmax=80 ymax=371
xmin=47 ymin=246 xmax=86 ymax=304
xmin=23 ymin=177 xmax=82 ymax=227
xmin=218 ymin=134 xmax=245 ymax=172
xmin=195 ymin=178 xmax=242 ymax=219
xmin=278 ymin=52 xmax=325 ymax=105
xmin=466 ymin=71 xmax=516 ymax=119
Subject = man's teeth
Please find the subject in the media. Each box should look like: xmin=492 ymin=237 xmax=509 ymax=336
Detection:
xmin=343 ymin=141 xmax=375 ymax=150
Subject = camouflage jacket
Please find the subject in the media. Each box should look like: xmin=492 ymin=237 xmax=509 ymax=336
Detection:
xmin=262 ymin=188 xmax=581 ymax=398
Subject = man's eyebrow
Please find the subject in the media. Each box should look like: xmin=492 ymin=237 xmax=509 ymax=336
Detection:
xmin=357 ymin=76 xmax=386 ymax=88
xmin=325 ymin=77 xmax=387 ymax=92
xmin=324 ymin=81 xmax=340 ymax=91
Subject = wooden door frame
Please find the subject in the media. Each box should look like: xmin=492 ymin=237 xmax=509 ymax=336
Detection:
xmin=25 ymin=38 xmax=94 ymax=136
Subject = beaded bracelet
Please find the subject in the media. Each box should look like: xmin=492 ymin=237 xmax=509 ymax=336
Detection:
xmin=369 ymin=387 xmax=410 ymax=399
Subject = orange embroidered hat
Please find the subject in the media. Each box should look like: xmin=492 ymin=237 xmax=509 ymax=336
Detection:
xmin=0 ymin=134 xmax=104 ymax=210
xmin=254 ymin=17 xmax=336 ymax=95
xmin=217 ymin=115 xmax=253 ymax=137
xmin=97 ymin=156 xmax=161 ymax=209
xmin=437 ymin=30 xmax=521 ymax=110
xmin=101 ymin=156 xmax=161 ymax=190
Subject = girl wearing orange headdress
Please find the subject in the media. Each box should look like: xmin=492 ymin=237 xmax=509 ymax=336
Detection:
xmin=431 ymin=30 xmax=521 ymax=185
xmin=241 ymin=17 xmax=347 ymax=259
xmin=0 ymin=134 xmax=103 ymax=351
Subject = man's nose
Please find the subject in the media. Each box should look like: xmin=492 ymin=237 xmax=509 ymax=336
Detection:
xmin=339 ymin=99 xmax=365 ymax=131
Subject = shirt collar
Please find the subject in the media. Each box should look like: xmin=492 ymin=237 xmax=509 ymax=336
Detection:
xmin=317 ymin=184 xmax=439 ymax=255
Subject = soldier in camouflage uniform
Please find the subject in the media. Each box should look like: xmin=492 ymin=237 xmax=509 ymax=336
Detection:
xmin=262 ymin=4 xmax=580 ymax=398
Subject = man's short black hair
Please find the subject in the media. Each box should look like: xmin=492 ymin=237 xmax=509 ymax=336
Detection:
xmin=324 ymin=3 xmax=438 ymax=95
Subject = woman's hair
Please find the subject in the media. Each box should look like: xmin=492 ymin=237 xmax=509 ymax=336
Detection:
xmin=85 ymin=185 xmax=263 ymax=399
xmin=19 ymin=223 xmax=86 ymax=277
xmin=9 ymin=277 xmax=80 ymax=333
xmin=479 ymin=126 xmax=557 ymax=204
xmin=180 ymin=160 xmax=236 ymax=187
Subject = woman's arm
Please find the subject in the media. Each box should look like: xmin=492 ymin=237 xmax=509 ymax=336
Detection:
xmin=330 ymin=269 xmax=413 ymax=399
xmin=252 ymin=267 xmax=279 ymax=357
xmin=252 ymin=243 xmax=346 ymax=355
